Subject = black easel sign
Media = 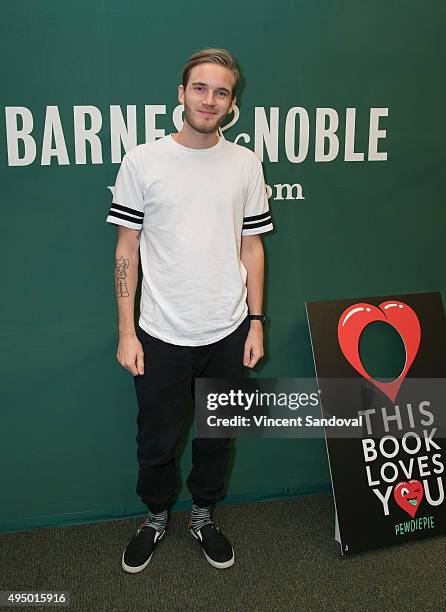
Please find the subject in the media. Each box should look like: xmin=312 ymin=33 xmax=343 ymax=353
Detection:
xmin=306 ymin=292 xmax=446 ymax=554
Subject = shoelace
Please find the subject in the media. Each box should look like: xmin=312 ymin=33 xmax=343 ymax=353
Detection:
xmin=138 ymin=510 xmax=168 ymax=534
xmin=190 ymin=503 xmax=214 ymax=532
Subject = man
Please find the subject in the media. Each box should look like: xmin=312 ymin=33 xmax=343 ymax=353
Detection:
xmin=106 ymin=48 xmax=273 ymax=573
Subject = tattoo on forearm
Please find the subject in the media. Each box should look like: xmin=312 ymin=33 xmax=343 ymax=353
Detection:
xmin=115 ymin=256 xmax=130 ymax=297
xmin=136 ymin=231 xmax=141 ymax=241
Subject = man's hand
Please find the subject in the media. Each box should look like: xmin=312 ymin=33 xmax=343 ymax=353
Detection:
xmin=117 ymin=333 xmax=145 ymax=376
xmin=243 ymin=322 xmax=264 ymax=368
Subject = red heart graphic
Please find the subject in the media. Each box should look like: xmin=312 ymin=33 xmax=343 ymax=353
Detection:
xmin=394 ymin=480 xmax=423 ymax=518
xmin=337 ymin=300 xmax=421 ymax=402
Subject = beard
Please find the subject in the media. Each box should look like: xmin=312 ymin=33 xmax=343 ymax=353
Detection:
xmin=182 ymin=99 xmax=228 ymax=134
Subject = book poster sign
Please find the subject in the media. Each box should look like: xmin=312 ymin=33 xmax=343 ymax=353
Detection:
xmin=306 ymin=292 xmax=446 ymax=554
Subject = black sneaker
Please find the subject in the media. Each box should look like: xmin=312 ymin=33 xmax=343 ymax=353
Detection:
xmin=122 ymin=516 xmax=166 ymax=573
xmin=188 ymin=518 xmax=235 ymax=569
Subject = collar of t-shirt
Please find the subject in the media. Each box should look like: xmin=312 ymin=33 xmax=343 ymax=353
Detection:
xmin=167 ymin=133 xmax=224 ymax=156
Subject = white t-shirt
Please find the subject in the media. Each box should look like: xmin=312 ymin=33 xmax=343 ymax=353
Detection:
xmin=106 ymin=134 xmax=273 ymax=346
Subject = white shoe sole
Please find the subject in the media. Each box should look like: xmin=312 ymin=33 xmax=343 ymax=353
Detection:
xmin=121 ymin=529 xmax=165 ymax=573
xmin=121 ymin=550 xmax=154 ymax=574
xmin=203 ymin=548 xmax=235 ymax=569
xmin=189 ymin=527 xmax=235 ymax=569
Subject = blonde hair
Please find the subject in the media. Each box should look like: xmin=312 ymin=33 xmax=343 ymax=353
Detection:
xmin=182 ymin=48 xmax=240 ymax=99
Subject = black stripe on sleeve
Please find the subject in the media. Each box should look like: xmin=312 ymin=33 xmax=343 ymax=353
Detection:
xmin=243 ymin=213 xmax=271 ymax=227
xmin=107 ymin=211 xmax=144 ymax=225
xmin=110 ymin=203 xmax=144 ymax=218
xmin=242 ymin=218 xmax=273 ymax=230
xmin=243 ymin=211 xmax=271 ymax=223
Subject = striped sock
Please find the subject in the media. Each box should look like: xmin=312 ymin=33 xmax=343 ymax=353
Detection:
xmin=190 ymin=503 xmax=213 ymax=532
xmin=139 ymin=509 xmax=168 ymax=534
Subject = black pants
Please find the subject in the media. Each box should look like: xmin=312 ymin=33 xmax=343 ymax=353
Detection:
xmin=133 ymin=316 xmax=250 ymax=513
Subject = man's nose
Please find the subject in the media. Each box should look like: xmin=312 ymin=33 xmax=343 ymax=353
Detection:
xmin=204 ymin=90 xmax=216 ymax=105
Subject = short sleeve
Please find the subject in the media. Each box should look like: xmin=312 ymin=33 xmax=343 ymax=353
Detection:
xmin=106 ymin=154 xmax=145 ymax=230
xmin=242 ymin=157 xmax=274 ymax=236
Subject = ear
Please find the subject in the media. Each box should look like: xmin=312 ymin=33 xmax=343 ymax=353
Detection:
xmin=178 ymin=84 xmax=185 ymax=105
xmin=228 ymin=96 xmax=237 ymax=114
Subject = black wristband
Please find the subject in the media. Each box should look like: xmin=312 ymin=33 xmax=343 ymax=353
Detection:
xmin=248 ymin=314 xmax=266 ymax=324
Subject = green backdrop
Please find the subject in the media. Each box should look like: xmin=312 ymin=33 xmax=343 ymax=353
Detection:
xmin=1 ymin=1 xmax=445 ymax=532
